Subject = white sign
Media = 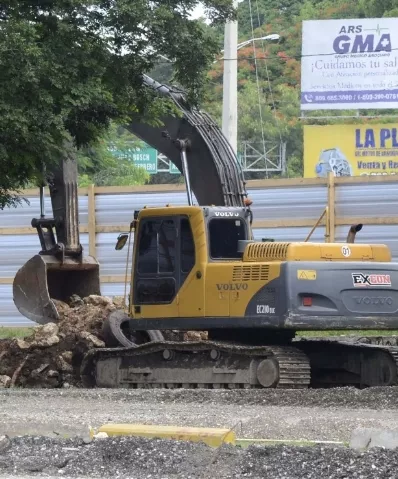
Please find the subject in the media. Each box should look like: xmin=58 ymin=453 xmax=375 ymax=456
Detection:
xmin=301 ymin=18 xmax=398 ymax=110
xmin=341 ymin=245 xmax=351 ymax=257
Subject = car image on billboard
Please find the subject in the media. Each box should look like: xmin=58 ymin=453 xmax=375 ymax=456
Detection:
xmin=315 ymin=147 xmax=354 ymax=177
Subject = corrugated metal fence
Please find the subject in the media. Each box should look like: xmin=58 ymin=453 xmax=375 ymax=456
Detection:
xmin=1 ymin=175 xmax=397 ymax=326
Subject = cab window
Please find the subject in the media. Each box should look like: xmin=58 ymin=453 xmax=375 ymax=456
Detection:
xmin=137 ymin=219 xmax=176 ymax=274
xmin=209 ymin=218 xmax=246 ymax=259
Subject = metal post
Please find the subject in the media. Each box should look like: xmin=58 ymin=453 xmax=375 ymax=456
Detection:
xmin=281 ymin=142 xmax=287 ymax=175
xmin=40 ymin=163 xmax=46 ymax=218
xmin=327 ymin=172 xmax=335 ymax=243
xmin=39 ymin=185 xmax=45 ymax=218
xmin=222 ymin=0 xmax=238 ymax=154
xmin=178 ymin=140 xmax=194 ymax=206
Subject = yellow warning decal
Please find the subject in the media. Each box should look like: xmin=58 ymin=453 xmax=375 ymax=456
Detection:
xmin=297 ymin=270 xmax=317 ymax=280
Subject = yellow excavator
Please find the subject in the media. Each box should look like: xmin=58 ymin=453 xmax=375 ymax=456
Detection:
xmin=13 ymin=74 xmax=398 ymax=390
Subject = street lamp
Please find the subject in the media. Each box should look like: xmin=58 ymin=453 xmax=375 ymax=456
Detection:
xmin=222 ymin=32 xmax=280 ymax=155
xmin=237 ymin=34 xmax=280 ymax=50
xmin=217 ymin=34 xmax=280 ymax=57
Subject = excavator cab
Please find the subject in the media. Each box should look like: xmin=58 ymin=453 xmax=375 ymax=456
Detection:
xmin=13 ymin=153 xmax=101 ymax=324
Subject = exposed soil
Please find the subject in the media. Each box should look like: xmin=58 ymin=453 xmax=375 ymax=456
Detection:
xmin=0 ymin=295 xmax=123 ymax=388
xmin=0 ymin=295 xmax=207 ymax=389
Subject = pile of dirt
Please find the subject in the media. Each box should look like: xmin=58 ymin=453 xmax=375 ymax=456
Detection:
xmin=0 ymin=295 xmax=208 ymax=389
xmin=0 ymin=295 xmax=124 ymax=389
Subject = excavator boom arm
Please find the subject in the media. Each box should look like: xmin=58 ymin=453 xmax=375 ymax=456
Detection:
xmin=127 ymin=74 xmax=249 ymax=207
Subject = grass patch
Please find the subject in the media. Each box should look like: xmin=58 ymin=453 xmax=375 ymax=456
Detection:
xmin=0 ymin=327 xmax=33 ymax=339
xmin=297 ymin=330 xmax=398 ymax=337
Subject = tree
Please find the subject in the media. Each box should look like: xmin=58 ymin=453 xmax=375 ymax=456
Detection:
xmin=77 ymin=122 xmax=150 ymax=187
xmin=0 ymin=0 xmax=235 ymax=207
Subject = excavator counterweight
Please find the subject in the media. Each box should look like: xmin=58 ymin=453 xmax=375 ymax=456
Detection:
xmin=13 ymin=148 xmax=101 ymax=324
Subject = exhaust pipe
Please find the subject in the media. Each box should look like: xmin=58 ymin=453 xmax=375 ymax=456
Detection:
xmin=13 ymin=148 xmax=101 ymax=324
xmin=346 ymin=224 xmax=363 ymax=243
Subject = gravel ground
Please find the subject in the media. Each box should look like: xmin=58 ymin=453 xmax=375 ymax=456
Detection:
xmin=1 ymin=387 xmax=398 ymax=443
xmin=0 ymin=435 xmax=398 ymax=479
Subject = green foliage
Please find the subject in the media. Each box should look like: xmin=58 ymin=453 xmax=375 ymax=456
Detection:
xmin=358 ymin=0 xmax=398 ymax=18
xmin=0 ymin=0 xmax=235 ymax=207
xmin=76 ymin=122 xmax=150 ymax=186
xmin=78 ymin=174 xmax=93 ymax=188
xmin=148 ymin=172 xmax=185 ymax=185
xmin=77 ymin=123 xmax=142 ymax=177
xmin=93 ymin=164 xmax=149 ymax=187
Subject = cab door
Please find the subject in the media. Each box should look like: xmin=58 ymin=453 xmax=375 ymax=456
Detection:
xmin=133 ymin=215 xmax=180 ymax=318
xmin=178 ymin=216 xmax=205 ymax=318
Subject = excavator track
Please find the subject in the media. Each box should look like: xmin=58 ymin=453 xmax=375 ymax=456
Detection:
xmin=81 ymin=340 xmax=311 ymax=389
xmin=295 ymin=339 xmax=398 ymax=388
xmin=81 ymin=338 xmax=398 ymax=389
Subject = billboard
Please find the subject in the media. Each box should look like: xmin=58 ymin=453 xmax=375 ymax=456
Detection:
xmin=301 ymin=18 xmax=398 ymax=110
xmin=304 ymin=124 xmax=398 ymax=178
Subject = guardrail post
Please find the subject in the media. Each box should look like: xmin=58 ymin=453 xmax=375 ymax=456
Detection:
xmin=327 ymin=173 xmax=335 ymax=243
xmin=88 ymin=184 xmax=97 ymax=258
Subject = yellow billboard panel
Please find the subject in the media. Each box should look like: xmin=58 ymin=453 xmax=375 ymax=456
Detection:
xmin=304 ymin=124 xmax=398 ymax=178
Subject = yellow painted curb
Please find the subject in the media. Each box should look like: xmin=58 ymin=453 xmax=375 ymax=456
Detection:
xmin=89 ymin=424 xmax=347 ymax=449
xmin=93 ymin=424 xmax=236 ymax=448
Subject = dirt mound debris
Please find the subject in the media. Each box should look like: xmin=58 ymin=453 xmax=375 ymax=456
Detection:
xmin=0 ymin=295 xmax=207 ymax=389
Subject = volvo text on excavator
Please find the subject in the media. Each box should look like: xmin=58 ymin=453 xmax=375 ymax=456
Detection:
xmin=13 ymin=74 xmax=398 ymax=390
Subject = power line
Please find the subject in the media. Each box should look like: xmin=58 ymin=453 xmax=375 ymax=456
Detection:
xmin=253 ymin=4 xmax=283 ymax=149
xmin=248 ymin=0 xmax=268 ymax=177
xmin=152 ymin=48 xmax=398 ymax=64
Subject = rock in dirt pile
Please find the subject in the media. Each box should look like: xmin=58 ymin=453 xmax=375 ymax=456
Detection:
xmin=0 ymin=295 xmax=207 ymax=389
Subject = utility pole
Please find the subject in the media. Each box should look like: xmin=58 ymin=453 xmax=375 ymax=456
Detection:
xmin=222 ymin=0 xmax=238 ymax=155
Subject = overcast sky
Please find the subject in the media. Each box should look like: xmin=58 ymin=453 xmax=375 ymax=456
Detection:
xmin=189 ymin=2 xmax=243 ymax=22
xmin=190 ymin=3 xmax=206 ymax=20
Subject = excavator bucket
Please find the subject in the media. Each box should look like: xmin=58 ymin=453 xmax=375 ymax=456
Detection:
xmin=13 ymin=254 xmax=101 ymax=324
xmin=13 ymin=146 xmax=101 ymax=325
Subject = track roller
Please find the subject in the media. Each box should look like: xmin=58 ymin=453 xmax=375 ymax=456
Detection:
xmin=81 ymin=340 xmax=311 ymax=389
